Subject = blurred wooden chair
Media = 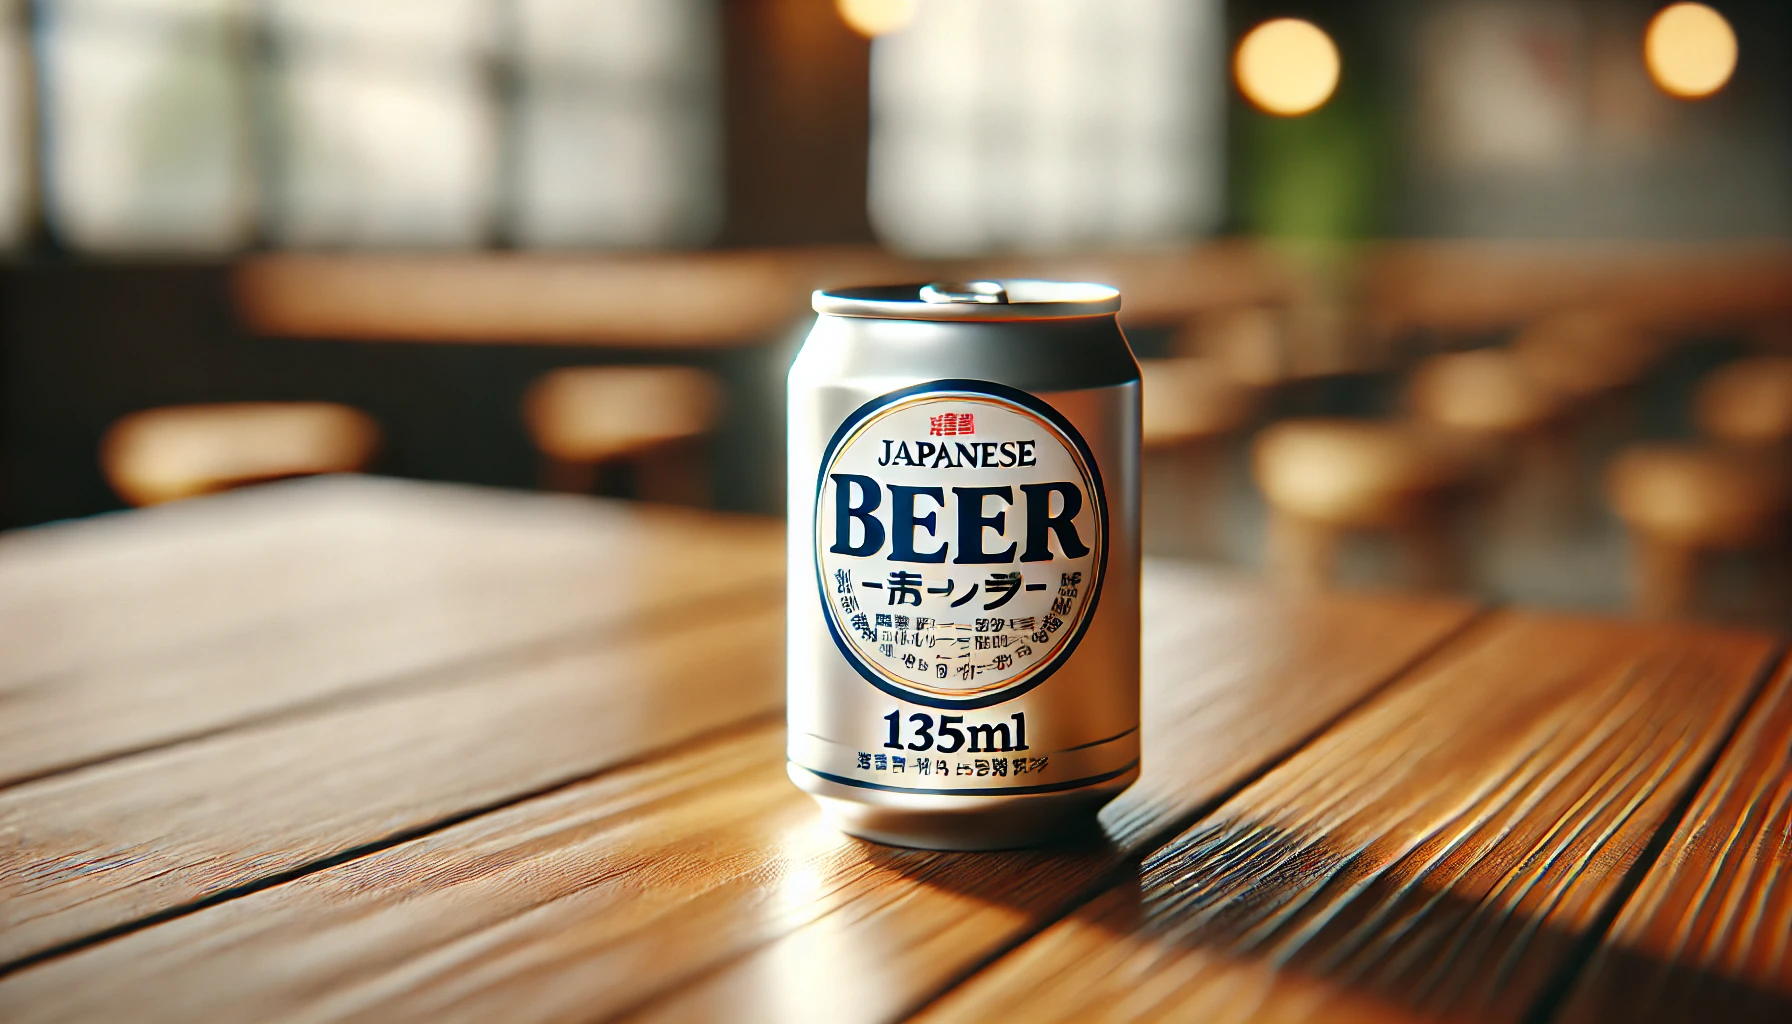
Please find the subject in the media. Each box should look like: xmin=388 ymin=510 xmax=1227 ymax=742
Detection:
xmin=1140 ymin=358 xmax=1259 ymax=556
xmin=1252 ymin=419 xmax=1469 ymax=589
xmin=1407 ymin=350 xmax=1561 ymax=442
xmin=1141 ymin=358 xmax=1259 ymax=450
xmin=1407 ymin=349 xmax=1572 ymax=528
xmin=1606 ymin=445 xmax=1790 ymax=618
xmin=101 ymin=402 xmax=380 ymax=507
xmin=1510 ymin=308 xmax=1661 ymax=525
xmin=1751 ymin=318 xmax=1792 ymax=357
xmin=523 ymin=365 xmax=723 ymax=506
xmin=1694 ymin=356 xmax=1792 ymax=449
xmin=1512 ymin=309 xmax=1657 ymax=407
xmin=1174 ymin=305 xmax=1290 ymax=388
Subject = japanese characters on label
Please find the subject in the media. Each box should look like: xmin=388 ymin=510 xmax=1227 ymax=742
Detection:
xmin=855 ymin=751 xmax=1048 ymax=778
xmin=830 ymin=569 xmax=1087 ymax=686
xmin=815 ymin=390 xmax=1103 ymax=702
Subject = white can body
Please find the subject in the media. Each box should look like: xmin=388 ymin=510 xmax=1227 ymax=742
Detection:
xmin=787 ymin=282 xmax=1141 ymax=849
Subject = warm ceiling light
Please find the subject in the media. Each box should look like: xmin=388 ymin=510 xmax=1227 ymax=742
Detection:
xmin=838 ymin=0 xmax=916 ymax=39
xmin=1234 ymin=18 xmax=1340 ymax=117
xmin=1645 ymin=3 xmax=1737 ymax=99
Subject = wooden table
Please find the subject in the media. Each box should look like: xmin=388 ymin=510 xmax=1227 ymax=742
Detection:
xmin=0 ymin=477 xmax=1787 ymax=1023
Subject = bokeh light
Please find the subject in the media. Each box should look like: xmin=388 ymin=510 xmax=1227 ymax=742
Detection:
xmin=1645 ymin=3 xmax=1737 ymax=99
xmin=1234 ymin=18 xmax=1340 ymax=117
xmin=838 ymin=0 xmax=917 ymax=39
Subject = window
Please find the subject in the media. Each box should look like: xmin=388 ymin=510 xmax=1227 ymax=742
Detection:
xmin=22 ymin=0 xmax=721 ymax=252
xmin=868 ymin=0 xmax=1224 ymax=256
xmin=511 ymin=0 xmax=720 ymax=247
xmin=265 ymin=0 xmax=497 ymax=247
xmin=38 ymin=0 xmax=253 ymax=251
xmin=0 ymin=0 xmax=30 ymax=247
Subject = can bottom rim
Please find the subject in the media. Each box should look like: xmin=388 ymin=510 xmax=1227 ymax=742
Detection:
xmin=788 ymin=762 xmax=1138 ymax=851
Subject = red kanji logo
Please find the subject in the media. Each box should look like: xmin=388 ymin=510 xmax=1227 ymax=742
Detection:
xmin=928 ymin=412 xmax=975 ymax=436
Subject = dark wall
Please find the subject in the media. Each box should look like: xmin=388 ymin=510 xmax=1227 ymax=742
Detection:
xmin=718 ymin=0 xmax=876 ymax=247
xmin=0 ymin=263 xmax=801 ymax=526
xmin=2 ymin=265 xmax=239 ymax=525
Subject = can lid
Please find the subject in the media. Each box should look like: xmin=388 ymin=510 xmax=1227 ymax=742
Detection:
xmin=812 ymin=279 xmax=1121 ymax=321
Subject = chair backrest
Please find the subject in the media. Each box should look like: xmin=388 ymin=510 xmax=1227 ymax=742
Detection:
xmin=1407 ymin=350 xmax=1560 ymax=437
xmin=1139 ymin=358 xmax=1258 ymax=450
xmin=102 ymin=402 xmax=380 ymax=507
xmin=1694 ymin=356 xmax=1792 ymax=447
xmin=1511 ymin=309 xmax=1655 ymax=401
xmin=1253 ymin=419 xmax=1464 ymax=529
xmin=1606 ymin=445 xmax=1790 ymax=550
xmin=523 ymin=366 xmax=724 ymax=464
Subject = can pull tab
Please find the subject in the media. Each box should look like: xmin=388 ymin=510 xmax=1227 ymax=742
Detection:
xmin=919 ymin=281 xmax=1009 ymax=305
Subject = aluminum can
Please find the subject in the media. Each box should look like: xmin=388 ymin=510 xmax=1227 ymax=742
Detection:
xmin=787 ymin=279 xmax=1141 ymax=850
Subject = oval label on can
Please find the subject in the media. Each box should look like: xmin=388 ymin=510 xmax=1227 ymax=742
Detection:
xmin=814 ymin=379 xmax=1108 ymax=709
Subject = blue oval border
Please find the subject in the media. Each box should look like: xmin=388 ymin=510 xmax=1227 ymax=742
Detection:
xmin=811 ymin=378 xmax=1110 ymax=710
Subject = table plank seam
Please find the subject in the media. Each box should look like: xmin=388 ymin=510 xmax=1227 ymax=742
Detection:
xmin=1520 ymin=640 xmax=1790 ymax=1024
xmin=0 ymin=577 xmax=782 ymax=794
xmin=607 ymin=605 xmax=1495 ymax=1024
xmin=0 ymin=708 xmax=788 ymax=982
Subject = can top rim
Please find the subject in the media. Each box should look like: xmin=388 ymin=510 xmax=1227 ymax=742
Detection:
xmin=812 ymin=280 xmax=1121 ymax=321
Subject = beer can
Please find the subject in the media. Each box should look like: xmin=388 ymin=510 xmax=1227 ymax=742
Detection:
xmin=787 ymin=279 xmax=1141 ymax=850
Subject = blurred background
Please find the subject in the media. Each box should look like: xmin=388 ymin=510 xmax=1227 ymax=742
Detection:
xmin=2 ymin=0 xmax=1789 ymax=625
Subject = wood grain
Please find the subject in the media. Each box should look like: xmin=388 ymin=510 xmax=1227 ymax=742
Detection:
xmin=1556 ymin=653 xmax=1792 ymax=1024
xmin=0 ymin=476 xmax=782 ymax=785
xmin=0 ymin=567 xmax=1475 ymax=1022
xmin=0 ymin=475 xmax=759 ymax=688
xmin=0 ymin=601 xmax=785 ymax=966
xmin=917 ymin=613 xmax=1776 ymax=1024
xmin=0 ymin=476 xmax=567 ymax=685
